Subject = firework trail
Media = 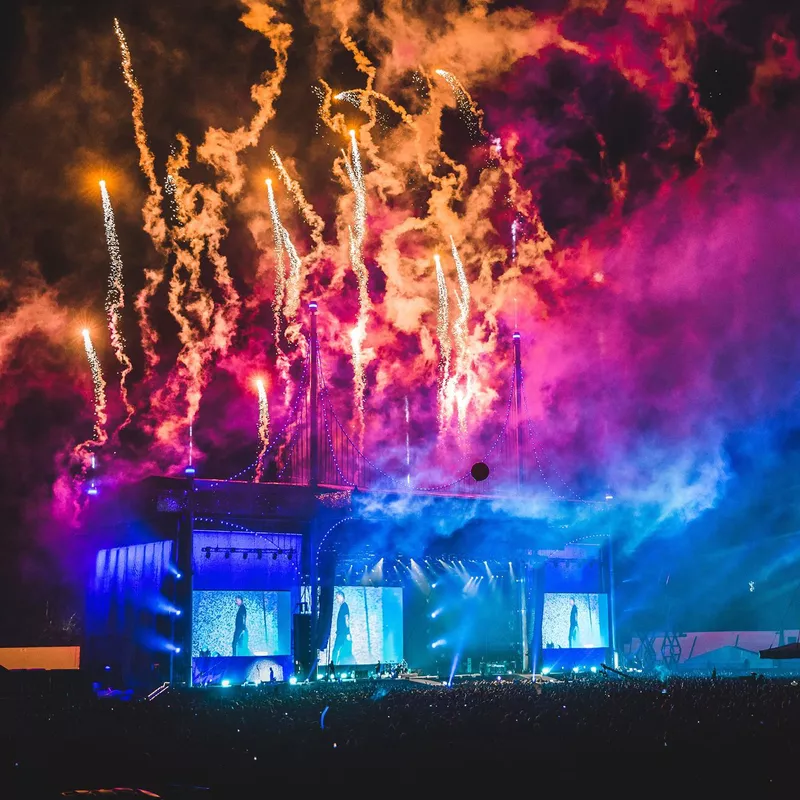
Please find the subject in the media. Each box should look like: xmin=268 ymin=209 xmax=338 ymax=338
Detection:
xmin=154 ymin=135 xmax=212 ymax=445
xmin=114 ymin=18 xmax=167 ymax=377
xmin=98 ymin=181 xmax=135 ymax=429
xmin=405 ymin=396 xmax=411 ymax=487
xmin=281 ymin=225 xmax=303 ymax=324
xmin=265 ymin=178 xmax=295 ymax=406
xmin=434 ymin=254 xmax=451 ymax=431
xmin=254 ymin=378 xmax=270 ymax=482
xmin=449 ymin=237 xmax=473 ymax=435
xmin=343 ymin=129 xmax=370 ymax=448
xmin=511 ymin=218 xmax=519 ymax=262
xmin=334 ymin=89 xmax=415 ymax=127
xmin=434 ymin=69 xmax=486 ymax=139
xmin=82 ymin=329 xmax=108 ymax=446
xmin=164 ymin=172 xmax=179 ymax=226
xmin=269 ymin=148 xmax=325 ymax=257
xmin=196 ymin=0 xmax=292 ymax=198
xmin=266 ymin=179 xmax=287 ymax=330
xmin=202 ymin=189 xmax=242 ymax=360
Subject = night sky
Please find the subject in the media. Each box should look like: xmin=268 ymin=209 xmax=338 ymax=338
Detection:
xmin=2 ymin=0 xmax=800 ymax=644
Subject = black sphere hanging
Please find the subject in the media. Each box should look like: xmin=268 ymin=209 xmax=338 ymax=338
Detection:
xmin=471 ymin=462 xmax=490 ymax=482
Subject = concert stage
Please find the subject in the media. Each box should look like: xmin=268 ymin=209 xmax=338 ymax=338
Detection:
xmin=82 ymin=475 xmax=616 ymax=692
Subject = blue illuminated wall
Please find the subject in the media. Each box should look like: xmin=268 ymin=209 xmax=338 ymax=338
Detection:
xmin=192 ymin=532 xmax=301 ymax=590
xmin=543 ymin=558 xmax=602 ymax=593
xmin=85 ymin=541 xmax=175 ymax=687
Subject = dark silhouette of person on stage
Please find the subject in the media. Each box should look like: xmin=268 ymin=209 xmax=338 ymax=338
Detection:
xmin=233 ymin=595 xmax=248 ymax=656
xmin=568 ymin=597 xmax=579 ymax=648
xmin=332 ymin=590 xmax=353 ymax=665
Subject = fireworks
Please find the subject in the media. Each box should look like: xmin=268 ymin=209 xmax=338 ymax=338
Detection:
xmin=450 ymin=237 xmax=473 ymax=435
xmin=511 ymin=218 xmax=519 ymax=262
xmin=115 ymin=18 xmax=167 ymax=382
xmin=434 ymin=254 xmax=451 ymax=430
xmin=405 ymin=396 xmax=411 ymax=487
xmin=82 ymin=329 xmax=108 ymax=445
xmin=434 ymin=69 xmax=485 ymax=139
xmin=114 ymin=19 xmax=161 ymax=208
xmin=344 ymin=130 xmax=370 ymax=448
xmin=266 ymin=179 xmax=287 ymax=330
xmin=99 ymin=181 xmax=134 ymax=429
xmin=164 ymin=173 xmax=179 ymax=225
xmin=269 ymin=148 xmax=325 ymax=255
xmin=266 ymin=177 xmax=304 ymax=406
xmin=254 ymin=379 xmax=270 ymax=483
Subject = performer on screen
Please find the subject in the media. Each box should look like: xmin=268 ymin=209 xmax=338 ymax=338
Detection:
xmin=568 ymin=597 xmax=579 ymax=648
xmin=332 ymin=590 xmax=353 ymax=665
xmin=233 ymin=595 xmax=248 ymax=656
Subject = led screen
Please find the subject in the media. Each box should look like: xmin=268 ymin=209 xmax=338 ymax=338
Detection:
xmin=192 ymin=590 xmax=291 ymax=657
xmin=542 ymin=593 xmax=609 ymax=649
xmin=318 ymin=586 xmax=403 ymax=666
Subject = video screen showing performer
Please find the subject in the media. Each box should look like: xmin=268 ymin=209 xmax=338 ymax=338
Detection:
xmin=192 ymin=590 xmax=291 ymax=657
xmin=317 ymin=586 xmax=403 ymax=666
xmin=542 ymin=593 xmax=609 ymax=649
xmin=332 ymin=590 xmax=353 ymax=665
xmin=569 ymin=597 xmax=579 ymax=648
xmin=232 ymin=595 xmax=248 ymax=656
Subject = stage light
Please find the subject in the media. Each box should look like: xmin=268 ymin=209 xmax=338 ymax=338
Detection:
xmin=104 ymin=665 xmax=111 ymax=671
xmin=431 ymin=608 xmax=443 ymax=619
xmin=221 ymin=680 xmax=231 ymax=687
xmin=431 ymin=582 xmax=438 ymax=589
xmin=175 ymin=609 xmax=181 ymax=616
xmin=573 ymin=667 xmax=580 ymax=673
xmin=185 ymin=466 xmax=196 ymax=476
xmin=605 ymin=493 xmax=613 ymax=501
xmin=431 ymin=639 xmax=446 ymax=649
xmin=175 ymin=647 xmax=181 ymax=654
xmin=590 ymin=666 xmax=597 ymax=673
xmin=87 ymin=483 xmax=99 ymax=496
xmin=542 ymin=667 xmax=551 ymax=675
xmin=175 ymin=572 xmax=182 ymax=580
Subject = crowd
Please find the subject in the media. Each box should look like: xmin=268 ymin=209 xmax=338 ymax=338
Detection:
xmin=4 ymin=674 xmax=800 ymax=792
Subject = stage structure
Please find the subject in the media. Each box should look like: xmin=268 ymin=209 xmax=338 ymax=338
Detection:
xmin=83 ymin=303 xmax=616 ymax=689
